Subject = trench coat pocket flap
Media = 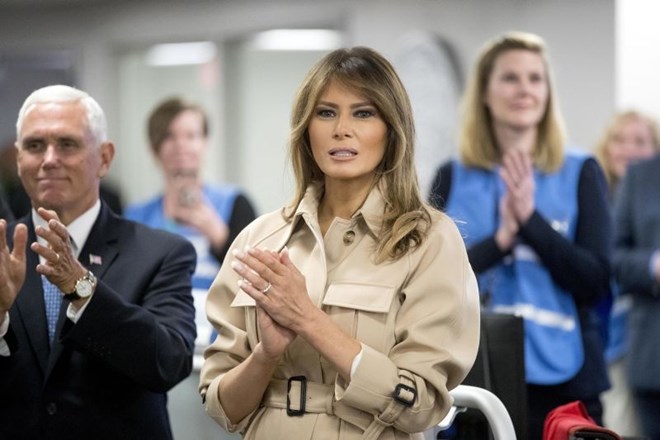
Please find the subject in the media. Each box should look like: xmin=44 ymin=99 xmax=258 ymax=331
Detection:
xmin=322 ymin=283 xmax=396 ymax=313
xmin=230 ymin=290 xmax=256 ymax=307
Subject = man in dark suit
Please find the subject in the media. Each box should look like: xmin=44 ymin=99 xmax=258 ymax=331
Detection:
xmin=613 ymin=153 xmax=660 ymax=440
xmin=0 ymin=85 xmax=197 ymax=439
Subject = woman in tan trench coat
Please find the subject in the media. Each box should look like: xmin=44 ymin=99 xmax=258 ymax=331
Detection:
xmin=199 ymin=46 xmax=480 ymax=440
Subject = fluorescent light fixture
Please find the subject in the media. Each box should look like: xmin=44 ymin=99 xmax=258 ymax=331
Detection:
xmin=145 ymin=41 xmax=217 ymax=66
xmin=249 ymin=29 xmax=342 ymax=51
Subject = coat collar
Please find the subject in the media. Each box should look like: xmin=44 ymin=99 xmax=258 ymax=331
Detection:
xmin=291 ymin=182 xmax=386 ymax=239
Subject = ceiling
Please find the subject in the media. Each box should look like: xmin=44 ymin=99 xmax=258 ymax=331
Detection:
xmin=0 ymin=0 xmax=179 ymax=7
xmin=0 ymin=0 xmax=105 ymax=4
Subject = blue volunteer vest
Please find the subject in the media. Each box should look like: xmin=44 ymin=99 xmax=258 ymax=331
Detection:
xmin=125 ymin=184 xmax=238 ymax=290
xmin=447 ymin=152 xmax=587 ymax=384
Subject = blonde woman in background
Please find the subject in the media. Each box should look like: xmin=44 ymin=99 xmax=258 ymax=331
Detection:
xmin=428 ymin=31 xmax=613 ymax=439
xmin=594 ymin=110 xmax=660 ymax=437
xmin=594 ymin=111 xmax=660 ymax=199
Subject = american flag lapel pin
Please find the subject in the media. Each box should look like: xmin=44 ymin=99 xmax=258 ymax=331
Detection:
xmin=89 ymin=254 xmax=103 ymax=265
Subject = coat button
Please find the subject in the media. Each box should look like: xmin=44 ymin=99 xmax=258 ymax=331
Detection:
xmin=46 ymin=402 xmax=57 ymax=415
xmin=343 ymin=230 xmax=355 ymax=245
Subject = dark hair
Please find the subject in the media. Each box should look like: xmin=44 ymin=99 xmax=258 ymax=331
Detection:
xmin=147 ymin=97 xmax=208 ymax=154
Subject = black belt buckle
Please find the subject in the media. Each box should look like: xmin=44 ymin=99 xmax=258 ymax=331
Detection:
xmin=393 ymin=383 xmax=417 ymax=408
xmin=286 ymin=375 xmax=307 ymax=416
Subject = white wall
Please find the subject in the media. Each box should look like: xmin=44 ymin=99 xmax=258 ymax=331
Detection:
xmin=0 ymin=0 xmax=616 ymax=214
xmin=616 ymin=0 xmax=660 ymax=120
xmin=227 ymin=48 xmax=331 ymax=214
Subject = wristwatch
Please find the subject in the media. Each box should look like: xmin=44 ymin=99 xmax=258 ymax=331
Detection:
xmin=64 ymin=270 xmax=97 ymax=301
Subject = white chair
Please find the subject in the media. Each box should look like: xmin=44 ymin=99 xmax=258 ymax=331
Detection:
xmin=426 ymin=384 xmax=517 ymax=440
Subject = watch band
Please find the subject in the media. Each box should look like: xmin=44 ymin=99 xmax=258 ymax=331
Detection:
xmin=63 ymin=291 xmax=82 ymax=301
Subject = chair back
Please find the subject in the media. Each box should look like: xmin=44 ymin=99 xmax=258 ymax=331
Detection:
xmin=461 ymin=312 xmax=527 ymax=440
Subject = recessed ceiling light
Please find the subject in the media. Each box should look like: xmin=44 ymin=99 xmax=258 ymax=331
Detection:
xmin=248 ymin=29 xmax=342 ymax=51
xmin=145 ymin=41 xmax=217 ymax=66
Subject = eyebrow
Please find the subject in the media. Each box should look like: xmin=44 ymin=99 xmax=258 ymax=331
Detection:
xmin=19 ymin=135 xmax=44 ymax=144
xmin=20 ymin=135 xmax=38 ymax=141
xmin=20 ymin=135 xmax=81 ymax=145
xmin=316 ymin=100 xmax=375 ymax=108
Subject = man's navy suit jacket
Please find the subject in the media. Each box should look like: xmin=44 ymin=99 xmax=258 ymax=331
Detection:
xmin=0 ymin=203 xmax=197 ymax=439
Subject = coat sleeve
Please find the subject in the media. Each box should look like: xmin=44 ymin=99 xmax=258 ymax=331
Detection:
xmin=60 ymin=232 xmax=197 ymax=393
xmin=199 ymin=228 xmax=256 ymax=433
xmin=334 ymin=213 xmax=481 ymax=433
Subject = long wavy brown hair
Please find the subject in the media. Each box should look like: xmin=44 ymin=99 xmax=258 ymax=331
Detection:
xmin=285 ymin=47 xmax=432 ymax=263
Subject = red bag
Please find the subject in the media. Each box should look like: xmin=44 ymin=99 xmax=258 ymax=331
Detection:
xmin=543 ymin=400 xmax=621 ymax=440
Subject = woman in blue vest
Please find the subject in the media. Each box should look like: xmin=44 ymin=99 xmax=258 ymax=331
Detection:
xmin=125 ymin=97 xmax=257 ymax=346
xmin=428 ymin=31 xmax=612 ymax=439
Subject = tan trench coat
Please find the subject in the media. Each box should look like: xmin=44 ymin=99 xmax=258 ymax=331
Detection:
xmin=199 ymin=185 xmax=480 ymax=440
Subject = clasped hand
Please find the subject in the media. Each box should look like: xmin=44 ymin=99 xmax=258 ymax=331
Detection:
xmin=230 ymin=246 xmax=313 ymax=359
xmin=496 ymin=149 xmax=536 ymax=250
xmin=167 ymin=182 xmax=229 ymax=249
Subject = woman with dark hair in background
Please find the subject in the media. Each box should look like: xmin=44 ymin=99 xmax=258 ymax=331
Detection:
xmin=125 ymin=97 xmax=256 ymax=345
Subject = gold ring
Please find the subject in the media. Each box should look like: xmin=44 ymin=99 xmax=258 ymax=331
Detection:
xmin=261 ymin=282 xmax=272 ymax=294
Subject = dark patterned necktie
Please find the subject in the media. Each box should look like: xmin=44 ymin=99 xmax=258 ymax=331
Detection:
xmin=41 ymin=275 xmax=62 ymax=344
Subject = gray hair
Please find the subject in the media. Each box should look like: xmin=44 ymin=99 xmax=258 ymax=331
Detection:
xmin=16 ymin=85 xmax=108 ymax=146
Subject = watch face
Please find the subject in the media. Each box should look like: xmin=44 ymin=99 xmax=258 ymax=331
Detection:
xmin=77 ymin=279 xmax=94 ymax=298
xmin=74 ymin=271 xmax=96 ymax=299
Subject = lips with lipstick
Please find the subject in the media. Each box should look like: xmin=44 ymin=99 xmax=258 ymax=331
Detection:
xmin=329 ymin=148 xmax=357 ymax=158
